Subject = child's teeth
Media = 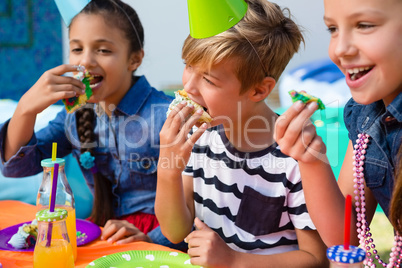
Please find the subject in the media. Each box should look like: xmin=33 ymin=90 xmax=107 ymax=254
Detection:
xmin=348 ymin=66 xmax=372 ymax=81
xmin=347 ymin=66 xmax=371 ymax=76
xmin=90 ymin=82 xmax=99 ymax=88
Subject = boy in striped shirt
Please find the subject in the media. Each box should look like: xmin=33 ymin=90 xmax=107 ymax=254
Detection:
xmin=155 ymin=0 xmax=328 ymax=267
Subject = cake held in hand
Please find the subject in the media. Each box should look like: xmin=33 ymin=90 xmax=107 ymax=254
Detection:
xmin=63 ymin=66 xmax=93 ymax=113
xmin=8 ymin=220 xmax=38 ymax=249
xmin=167 ymin=89 xmax=212 ymax=123
xmin=288 ymin=90 xmax=325 ymax=110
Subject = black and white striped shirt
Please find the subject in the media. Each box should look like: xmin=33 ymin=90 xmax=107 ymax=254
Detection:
xmin=184 ymin=125 xmax=315 ymax=255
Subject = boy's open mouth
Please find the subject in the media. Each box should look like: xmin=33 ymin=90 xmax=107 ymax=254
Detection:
xmin=347 ymin=66 xmax=373 ymax=81
xmin=189 ymin=96 xmax=208 ymax=113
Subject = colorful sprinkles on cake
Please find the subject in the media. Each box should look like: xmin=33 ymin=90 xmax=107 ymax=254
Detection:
xmin=288 ymin=90 xmax=325 ymax=110
xmin=62 ymin=65 xmax=93 ymax=113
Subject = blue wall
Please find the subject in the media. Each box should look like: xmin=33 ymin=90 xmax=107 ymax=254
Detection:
xmin=0 ymin=2 xmax=93 ymax=218
xmin=0 ymin=0 xmax=63 ymax=101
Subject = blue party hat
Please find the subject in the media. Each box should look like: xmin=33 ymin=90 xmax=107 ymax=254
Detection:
xmin=54 ymin=0 xmax=91 ymax=26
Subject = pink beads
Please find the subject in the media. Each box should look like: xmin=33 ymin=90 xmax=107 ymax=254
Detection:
xmin=353 ymin=133 xmax=402 ymax=267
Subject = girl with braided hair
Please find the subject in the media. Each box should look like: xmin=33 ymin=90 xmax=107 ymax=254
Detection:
xmin=0 ymin=0 xmax=185 ymax=249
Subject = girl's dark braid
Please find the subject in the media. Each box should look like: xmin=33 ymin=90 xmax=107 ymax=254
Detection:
xmin=76 ymin=107 xmax=114 ymax=226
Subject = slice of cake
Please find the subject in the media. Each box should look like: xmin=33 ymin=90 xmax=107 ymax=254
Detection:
xmin=166 ymin=89 xmax=212 ymax=123
xmin=62 ymin=66 xmax=93 ymax=113
xmin=8 ymin=220 xmax=38 ymax=249
xmin=288 ymin=90 xmax=325 ymax=110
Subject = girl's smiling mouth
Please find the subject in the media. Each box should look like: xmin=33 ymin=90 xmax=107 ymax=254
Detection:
xmin=347 ymin=66 xmax=373 ymax=81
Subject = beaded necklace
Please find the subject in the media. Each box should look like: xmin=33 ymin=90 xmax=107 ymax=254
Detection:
xmin=353 ymin=133 xmax=402 ymax=267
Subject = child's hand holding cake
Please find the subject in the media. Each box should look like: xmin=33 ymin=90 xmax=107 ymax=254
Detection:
xmin=16 ymin=64 xmax=87 ymax=116
xmin=274 ymin=90 xmax=326 ymax=163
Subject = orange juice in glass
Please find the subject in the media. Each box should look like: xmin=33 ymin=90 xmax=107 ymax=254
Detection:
xmin=60 ymin=205 xmax=77 ymax=260
xmin=34 ymin=240 xmax=74 ymax=268
xmin=38 ymin=158 xmax=77 ymax=261
xmin=33 ymin=209 xmax=74 ymax=268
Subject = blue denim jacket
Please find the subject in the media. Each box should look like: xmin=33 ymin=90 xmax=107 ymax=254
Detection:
xmin=0 ymin=76 xmax=183 ymax=247
xmin=344 ymin=92 xmax=402 ymax=216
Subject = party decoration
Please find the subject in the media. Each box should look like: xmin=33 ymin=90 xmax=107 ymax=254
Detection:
xmin=187 ymin=0 xmax=248 ymax=39
xmin=54 ymin=0 xmax=91 ymax=26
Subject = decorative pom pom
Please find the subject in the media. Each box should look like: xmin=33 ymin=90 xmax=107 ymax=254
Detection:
xmin=80 ymin=151 xmax=95 ymax=169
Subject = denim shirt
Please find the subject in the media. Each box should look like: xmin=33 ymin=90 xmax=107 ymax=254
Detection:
xmin=0 ymin=76 xmax=181 ymax=247
xmin=344 ymin=92 xmax=402 ymax=216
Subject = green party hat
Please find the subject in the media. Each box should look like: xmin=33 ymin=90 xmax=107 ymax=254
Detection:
xmin=187 ymin=0 xmax=248 ymax=39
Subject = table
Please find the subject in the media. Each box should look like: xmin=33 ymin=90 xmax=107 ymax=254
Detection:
xmin=0 ymin=200 xmax=177 ymax=267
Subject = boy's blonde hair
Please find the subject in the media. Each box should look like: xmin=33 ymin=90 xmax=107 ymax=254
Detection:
xmin=182 ymin=0 xmax=304 ymax=94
